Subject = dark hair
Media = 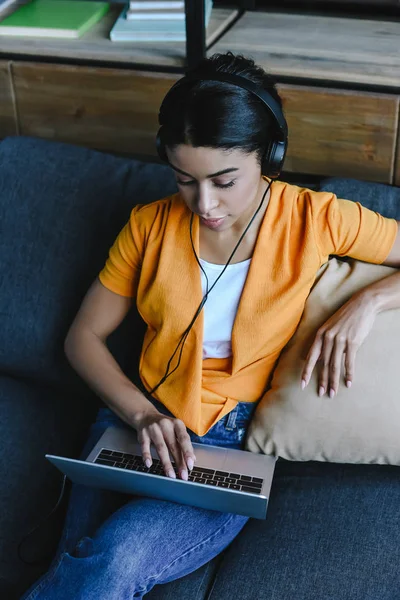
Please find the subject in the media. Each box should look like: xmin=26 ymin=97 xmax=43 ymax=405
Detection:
xmin=158 ymin=52 xmax=283 ymax=166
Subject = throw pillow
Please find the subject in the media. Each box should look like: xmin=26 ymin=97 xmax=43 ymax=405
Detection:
xmin=245 ymin=258 xmax=400 ymax=464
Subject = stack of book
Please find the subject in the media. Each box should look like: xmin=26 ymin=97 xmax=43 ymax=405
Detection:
xmin=110 ymin=0 xmax=213 ymax=43
xmin=0 ymin=0 xmax=110 ymax=39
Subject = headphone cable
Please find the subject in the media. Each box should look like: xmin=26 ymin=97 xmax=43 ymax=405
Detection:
xmin=148 ymin=179 xmax=272 ymax=396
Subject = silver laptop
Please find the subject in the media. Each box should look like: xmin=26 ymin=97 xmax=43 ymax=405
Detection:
xmin=46 ymin=424 xmax=277 ymax=520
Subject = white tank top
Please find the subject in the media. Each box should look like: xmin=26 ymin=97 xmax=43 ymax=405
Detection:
xmin=199 ymin=257 xmax=251 ymax=359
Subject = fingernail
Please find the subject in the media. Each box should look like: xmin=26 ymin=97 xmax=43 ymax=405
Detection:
xmin=318 ymin=386 xmax=325 ymax=397
xmin=168 ymin=470 xmax=176 ymax=479
xmin=301 ymin=379 xmax=306 ymax=390
xmin=181 ymin=469 xmax=188 ymax=481
xmin=187 ymin=458 xmax=194 ymax=470
xmin=145 ymin=459 xmax=151 ymax=468
xmin=329 ymin=388 xmax=335 ymax=399
xmin=346 ymin=380 xmax=352 ymax=388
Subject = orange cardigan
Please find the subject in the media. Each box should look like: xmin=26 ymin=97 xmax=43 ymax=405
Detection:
xmin=99 ymin=180 xmax=397 ymax=436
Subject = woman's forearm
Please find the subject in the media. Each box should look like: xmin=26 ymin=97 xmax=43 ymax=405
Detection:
xmin=64 ymin=326 xmax=158 ymax=429
xmin=357 ymin=269 xmax=400 ymax=313
xmin=302 ymin=266 xmax=400 ymax=394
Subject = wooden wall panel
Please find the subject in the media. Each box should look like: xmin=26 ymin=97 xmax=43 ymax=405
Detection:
xmin=12 ymin=62 xmax=178 ymax=156
xmin=0 ymin=61 xmax=17 ymax=138
xmin=279 ymin=84 xmax=398 ymax=183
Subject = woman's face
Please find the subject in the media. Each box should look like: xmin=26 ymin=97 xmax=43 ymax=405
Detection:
xmin=166 ymin=144 xmax=265 ymax=233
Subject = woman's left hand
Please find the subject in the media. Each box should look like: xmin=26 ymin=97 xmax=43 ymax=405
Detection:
xmin=301 ymin=291 xmax=378 ymax=397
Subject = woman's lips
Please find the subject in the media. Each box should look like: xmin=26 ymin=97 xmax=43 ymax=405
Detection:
xmin=199 ymin=216 xmax=226 ymax=229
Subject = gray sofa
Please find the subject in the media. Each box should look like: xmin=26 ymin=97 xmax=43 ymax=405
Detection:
xmin=1 ymin=136 xmax=399 ymax=600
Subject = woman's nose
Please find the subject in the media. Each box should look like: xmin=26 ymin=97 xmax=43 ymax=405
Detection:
xmin=196 ymin=185 xmax=219 ymax=216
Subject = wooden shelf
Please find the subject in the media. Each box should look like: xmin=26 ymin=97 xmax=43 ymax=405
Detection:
xmin=0 ymin=6 xmax=239 ymax=69
xmin=0 ymin=7 xmax=399 ymax=185
xmin=210 ymin=10 xmax=400 ymax=89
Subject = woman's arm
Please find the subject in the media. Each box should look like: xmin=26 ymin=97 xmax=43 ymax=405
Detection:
xmin=65 ymin=278 xmax=196 ymax=480
xmin=64 ymin=278 xmax=158 ymax=427
xmin=301 ymin=223 xmax=400 ymax=397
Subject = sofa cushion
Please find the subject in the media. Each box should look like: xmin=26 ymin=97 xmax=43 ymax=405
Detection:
xmin=0 ymin=374 xmax=97 ymax=596
xmin=319 ymin=177 xmax=400 ymax=219
xmin=208 ymin=459 xmax=400 ymax=600
xmin=0 ymin=136 xmax=177 ymax=389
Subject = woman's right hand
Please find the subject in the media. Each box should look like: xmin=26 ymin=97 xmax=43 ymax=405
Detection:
xmin=63 ymin=280 xmax=197 ymax=481
xmin=134 ymin=410 xmax=197 ymax=481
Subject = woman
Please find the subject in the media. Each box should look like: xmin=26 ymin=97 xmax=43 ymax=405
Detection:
xmin=23 ymin=52 xmax=400 ymax=599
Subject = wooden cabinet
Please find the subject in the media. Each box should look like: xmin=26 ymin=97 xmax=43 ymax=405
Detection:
xmin=0 ymin=61 xmax=17 ymax=137
xmin=7 ymin=61 xmax=399 ymax=184
xmin=13 ymin=63 xmax=178 ymax=156
xmin=279 ymin=85 xmax=399 ymax=183
xmin=1 ymin=7 xmax=400 ymax=185
xmin=209 ymin=8 xmax=400 ymax=184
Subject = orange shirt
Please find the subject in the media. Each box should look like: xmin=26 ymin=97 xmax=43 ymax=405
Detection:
xmin=99 ymin=179 xmax=397 ymax=436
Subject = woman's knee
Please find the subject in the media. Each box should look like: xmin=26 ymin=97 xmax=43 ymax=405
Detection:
xmin=73 ymin=531 xmax=147 ymax=575
xmin=72 ymin=500 xmax=163 ymax=572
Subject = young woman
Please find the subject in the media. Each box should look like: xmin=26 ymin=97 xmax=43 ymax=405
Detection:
xmin=23 ymin=52 xmax=400 ymax=600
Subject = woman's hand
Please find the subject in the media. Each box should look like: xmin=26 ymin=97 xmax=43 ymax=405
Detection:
xmin=301 ymin=291 xmax=378 ymax=397
xmin=134 ymin=409 xmax=197 ymax=481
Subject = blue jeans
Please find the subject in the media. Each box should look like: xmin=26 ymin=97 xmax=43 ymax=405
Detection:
xmin=22 ymin=399 xmax=258 ymax=600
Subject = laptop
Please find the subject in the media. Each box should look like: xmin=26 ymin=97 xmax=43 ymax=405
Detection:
xmin=46 ymin=424 xmax=277 ymax=520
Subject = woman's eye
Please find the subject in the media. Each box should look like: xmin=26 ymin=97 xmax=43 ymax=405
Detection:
xmin=176 ymin=179 xmax=236 ymax=189
xmin=214 ymin=181 xmax=235 ymax=189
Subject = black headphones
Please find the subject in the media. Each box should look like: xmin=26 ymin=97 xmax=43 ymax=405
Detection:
xmin=156 ymin=71 xmax=288 ymax=178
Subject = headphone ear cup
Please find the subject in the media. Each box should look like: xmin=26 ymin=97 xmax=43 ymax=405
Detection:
xmin=262 ymin=140 xmax=287 ymax=178
xmin=156 ymin=126 xmax=168 ymax=163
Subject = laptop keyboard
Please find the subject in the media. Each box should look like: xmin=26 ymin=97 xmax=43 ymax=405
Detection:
xmin=94 ymin=448 xmax=264 ymax=495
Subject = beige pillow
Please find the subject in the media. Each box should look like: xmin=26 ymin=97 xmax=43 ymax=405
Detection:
xmin=245 ymin=258 xmax=400 ymax=464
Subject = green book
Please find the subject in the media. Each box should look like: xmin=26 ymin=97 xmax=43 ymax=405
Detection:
xmin=0 ymin=0 xmax=110 ymax=38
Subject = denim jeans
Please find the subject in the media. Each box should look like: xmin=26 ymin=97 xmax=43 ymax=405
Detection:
xmin=22 ymin=398 xmax=258 ymax=600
